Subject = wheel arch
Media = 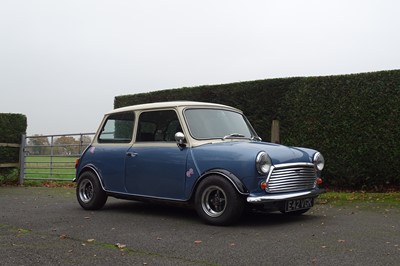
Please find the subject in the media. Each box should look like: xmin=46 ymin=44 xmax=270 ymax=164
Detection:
xmin=76 ymin=165 xmax=106 ymax=191
xmin=190 ymin=169 xmax=249 ymax=201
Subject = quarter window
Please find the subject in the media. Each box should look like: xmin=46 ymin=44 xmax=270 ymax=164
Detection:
xmin=98 ymin=112 xmax=135 ymax=143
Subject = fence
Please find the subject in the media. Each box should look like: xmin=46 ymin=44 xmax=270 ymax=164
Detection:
xmin=19 ymin=133 xmax=95 ymax=184
xmin=0 ymin=142 xmax=21 ymax=168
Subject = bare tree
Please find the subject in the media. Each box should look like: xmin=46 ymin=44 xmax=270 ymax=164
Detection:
xmin=27 ymin=135 xmax=50 ymax=155
xmin=54 ymin=136 xmax=79 ymax=155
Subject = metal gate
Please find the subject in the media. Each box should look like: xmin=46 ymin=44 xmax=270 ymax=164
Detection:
xmin=19 ymin=133 xmax=95 ymax=184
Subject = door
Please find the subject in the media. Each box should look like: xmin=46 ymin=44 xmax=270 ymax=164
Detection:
xmin=124 ymin=109 xmax=189 ymax=200
xmin=92 ymin=111 xmax=135 ymax=192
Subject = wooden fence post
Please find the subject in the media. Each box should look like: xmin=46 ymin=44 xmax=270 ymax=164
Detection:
xmin=271 ymin=120 xmax=280 ymax=144
xmin=18 ymin=134 xmax=26 ymax=184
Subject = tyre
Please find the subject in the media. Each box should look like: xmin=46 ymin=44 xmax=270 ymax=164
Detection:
xmin=195 ymin=175 xmax=244 ymax=226
xmin=76 ymin=171 xmax=107 ymax=210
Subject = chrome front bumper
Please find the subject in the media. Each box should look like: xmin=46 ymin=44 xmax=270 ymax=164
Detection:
xmin=246 ymin=188 xmax=326 ymax=203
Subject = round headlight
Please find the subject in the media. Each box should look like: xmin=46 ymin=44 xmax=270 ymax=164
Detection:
xmin=256 ymin=151 xmax=272 ymax=175
xmin=313 ymin=152 xmax=325 ymax=171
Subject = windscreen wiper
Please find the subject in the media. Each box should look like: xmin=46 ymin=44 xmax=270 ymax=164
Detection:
xmin=222 ymin=133 xmax=246 ymax=140
xmin=251 ymin=136 xmax=262 ymax=141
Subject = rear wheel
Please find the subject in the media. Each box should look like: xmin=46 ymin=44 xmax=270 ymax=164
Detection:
xmin=195 ymin=175 xmax=244 ymax=225
xmin=76 ymin=171 xmax=107 ymax=210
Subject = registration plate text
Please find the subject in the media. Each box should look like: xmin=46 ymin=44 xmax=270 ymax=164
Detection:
xmin=285 ymin=198 xmax=314 ymax=212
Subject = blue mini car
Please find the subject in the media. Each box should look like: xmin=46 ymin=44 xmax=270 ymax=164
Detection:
xmin=75 ymin=101 xmax=325 ymax=225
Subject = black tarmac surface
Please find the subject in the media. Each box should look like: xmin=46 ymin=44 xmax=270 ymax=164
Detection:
xmin=1 ymin=187 xmax=399 ymax=265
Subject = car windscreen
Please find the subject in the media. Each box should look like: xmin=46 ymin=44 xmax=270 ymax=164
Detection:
xmin=184 ymin=108 xmax=254 ymax=139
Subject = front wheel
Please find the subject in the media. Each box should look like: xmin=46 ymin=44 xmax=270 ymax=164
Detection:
xmin=76 ymin=171 xmax=107 ymax=210
xmin=195 ymin=175 xmax=244 ymax=226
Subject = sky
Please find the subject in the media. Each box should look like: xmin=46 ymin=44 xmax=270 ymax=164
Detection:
xmin=1 ymin=0 xmax=399 ymax=135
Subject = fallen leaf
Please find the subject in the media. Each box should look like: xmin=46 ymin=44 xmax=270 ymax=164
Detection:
xmin=18 ymin=228 xmax=30 ymax=234
xmin=337 ymin=239 xmax=345 ymax=243
xmin=115 ymin=243 xmax=126 ymax=249
xmin=60 ymin=234 xmax=68 ymax=240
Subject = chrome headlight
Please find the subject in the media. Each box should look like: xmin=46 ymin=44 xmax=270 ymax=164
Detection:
xmin=256 ymin=151 xmax=272 ymax=175
xmin=313 ymin=152 xmax=325 ymax=171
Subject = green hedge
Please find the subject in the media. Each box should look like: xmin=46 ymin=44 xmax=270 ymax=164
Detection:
xmin=280 ymin=71 xmax=400 ymax=189
xmin=115 ymin=70 xmax=400 ymax=190
xmin=0 ymin=113 xmax=27 ymax=180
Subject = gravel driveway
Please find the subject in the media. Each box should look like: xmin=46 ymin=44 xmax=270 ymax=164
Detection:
xmin=0 ymin=187 xmax=399 ymax=265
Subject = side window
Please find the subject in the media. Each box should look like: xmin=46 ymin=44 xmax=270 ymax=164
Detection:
xmin=98 ymin=112 xmax=135 ymax=143
xmin=136 ymin=110 xmax=182 ymax=142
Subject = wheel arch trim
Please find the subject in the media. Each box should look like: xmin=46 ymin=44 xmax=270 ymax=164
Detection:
xmin=192 ymin=169 xmax=249 ymax=198
xmin=75 ymin=165 xmax=106 ymax=191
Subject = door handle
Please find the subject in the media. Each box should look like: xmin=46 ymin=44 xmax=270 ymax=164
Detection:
xmin=126 ymin=152 xmax=138 ymax=157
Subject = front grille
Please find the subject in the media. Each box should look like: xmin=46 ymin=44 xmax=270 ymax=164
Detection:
xmin=267 ymin=164 xmax=317 ymax=193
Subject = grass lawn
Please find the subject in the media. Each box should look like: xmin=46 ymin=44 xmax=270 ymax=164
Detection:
xmin=23 ymin=155 xmax=78 ymax=180
xmin=317 ymin=191 xmax=400 ymax=209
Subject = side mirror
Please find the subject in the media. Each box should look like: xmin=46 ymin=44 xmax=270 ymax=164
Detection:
xmin=175 ymin=132 xmax=186 ymax=147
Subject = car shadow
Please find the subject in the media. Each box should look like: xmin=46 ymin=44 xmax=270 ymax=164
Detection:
xmin=103 ymin=199 xmax=199 ymax=223
xmin=236 ymin=210 xmax=323 ymax=227
xmin=101 ymin=199 xmax=324 ymax=227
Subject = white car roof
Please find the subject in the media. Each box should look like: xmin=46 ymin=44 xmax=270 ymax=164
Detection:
xmin=107 ymin=101 xmax=242 ymax=114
